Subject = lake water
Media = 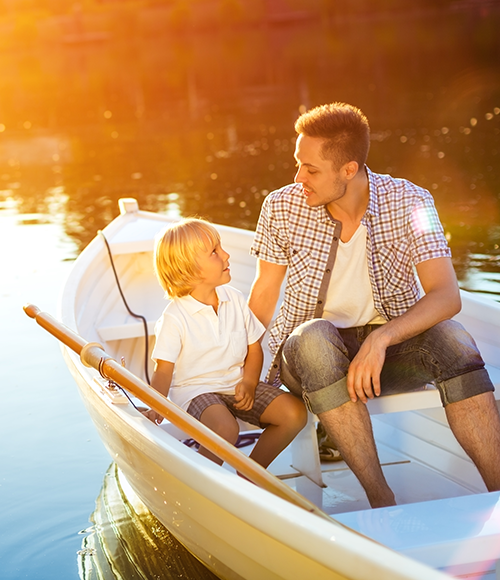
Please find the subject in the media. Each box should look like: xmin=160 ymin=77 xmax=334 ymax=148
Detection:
xmin=1 ymin=4 xmax=500 ymax=579
xmin=0 ymin=211 xmax=110 ymax=579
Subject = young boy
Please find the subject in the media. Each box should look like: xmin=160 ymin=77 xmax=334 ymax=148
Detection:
xmin=143 ymin=218 xmax=307 ymax=469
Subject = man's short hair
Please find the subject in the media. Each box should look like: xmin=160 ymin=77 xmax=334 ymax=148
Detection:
xmin=294 ymin=102 xmax=370 ymax=170
xmin=154 ymin=218 xmax=220 ymax=298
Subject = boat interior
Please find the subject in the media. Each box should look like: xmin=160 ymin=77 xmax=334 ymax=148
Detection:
xmin=81 ymin=205 xmax=500 ymax=579
xmin=159 ymin=388 xmax=500 ymax=579
xmin=101 ymin=301 xmax=500 ymax=579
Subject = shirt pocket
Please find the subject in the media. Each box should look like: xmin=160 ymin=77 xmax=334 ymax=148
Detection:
xmin=287 ymin=248 xmax=311 ymax=293
xmin=230 ymin=330 xmax=248 ymax=360
xmin=378 ymin=239 xmax=417 ymax=299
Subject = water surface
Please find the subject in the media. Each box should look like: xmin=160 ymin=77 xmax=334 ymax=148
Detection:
xmin=1 ymin=5 xmax=500 ymax=579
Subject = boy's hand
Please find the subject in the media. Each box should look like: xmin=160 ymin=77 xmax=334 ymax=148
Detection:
xmin=139 ymin=407 xmax=165 ymax=425
xmin=233 ymin=380 xmax=257 ymax=411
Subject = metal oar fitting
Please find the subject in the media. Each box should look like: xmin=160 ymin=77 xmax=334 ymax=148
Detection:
xmin=80 ymin=342 xmax=113 ymax=379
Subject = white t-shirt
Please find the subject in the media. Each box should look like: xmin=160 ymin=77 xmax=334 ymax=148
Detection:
xmin=322 ymin=224 xmax=385 ymax=328
xmin=152 ymin=285 xmax=265 ymax=411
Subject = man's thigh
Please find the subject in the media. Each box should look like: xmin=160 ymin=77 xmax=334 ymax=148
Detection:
xmin=379 ymin=319 xmax=486 ymax=396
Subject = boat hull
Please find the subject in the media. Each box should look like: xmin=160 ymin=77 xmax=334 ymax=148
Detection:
xmin=60 ymin=200 xmax=497 ymax=580
xmin=63 ymin=342 xmax=450 ymax=580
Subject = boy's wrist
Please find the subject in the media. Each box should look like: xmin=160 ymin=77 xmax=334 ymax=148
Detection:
xmin=240 ymin=378 xmax=258 ymax=391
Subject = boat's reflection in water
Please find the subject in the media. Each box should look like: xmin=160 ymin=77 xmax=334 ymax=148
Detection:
xmin=78 ymin=463 xmax=219 ymax=580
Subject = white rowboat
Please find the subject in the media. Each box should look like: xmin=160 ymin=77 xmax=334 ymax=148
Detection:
xmin=26 ymin=198 xmax=500 ymax=580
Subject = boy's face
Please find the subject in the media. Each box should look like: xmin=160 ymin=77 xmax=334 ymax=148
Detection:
xmin=195 ymin=239 xmax=231 ymax=290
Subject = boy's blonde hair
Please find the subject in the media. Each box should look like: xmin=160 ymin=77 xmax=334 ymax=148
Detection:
xmin=154 ymin=218 xmax=221 ymax=298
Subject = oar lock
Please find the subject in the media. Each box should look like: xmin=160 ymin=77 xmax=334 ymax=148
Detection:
xmin=81 ymin=342 xmax=129 ymax=404
xmin=80 ymin=342 xmax=112 ymax=376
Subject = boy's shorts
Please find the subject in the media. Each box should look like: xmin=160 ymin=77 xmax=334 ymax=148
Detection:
xmin=187 ymin=382 xmax=285 ymax=428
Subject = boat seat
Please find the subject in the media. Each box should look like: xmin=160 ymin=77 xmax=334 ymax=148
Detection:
xmin=97 ymin=320 xmax=157 ymax=342
xmin=291 ymin=363 xmax=500 ymax=488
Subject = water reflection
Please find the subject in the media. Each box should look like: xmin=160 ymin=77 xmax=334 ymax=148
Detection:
xmin=79 ymin=463 xmax=218 ymax=580
xmin=0 ymin=5 xmax=499 ymax=293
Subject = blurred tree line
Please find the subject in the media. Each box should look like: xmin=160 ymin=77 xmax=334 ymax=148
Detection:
xmin=0 ymin=0 xmax=489 ymax=49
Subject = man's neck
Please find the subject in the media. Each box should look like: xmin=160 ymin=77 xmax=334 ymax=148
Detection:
xmin=327 ymin=168 xmax=369 ymax=221
xmin=327 ymin=169 xmax=370 ymax=242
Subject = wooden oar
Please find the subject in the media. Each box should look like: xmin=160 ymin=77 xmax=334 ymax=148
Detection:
xmin=24 ymin=303 xmax=333 ymax=521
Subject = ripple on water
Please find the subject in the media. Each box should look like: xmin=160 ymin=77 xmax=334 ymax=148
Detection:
xmin=77 ymin=463 xmax=219 ymax=580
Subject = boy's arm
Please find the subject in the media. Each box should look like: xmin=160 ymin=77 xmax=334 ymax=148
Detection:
xmin=234 ymin=341 xmax=264 ymax=411
xmin=142 ymin=359 xmax=174 ymax=424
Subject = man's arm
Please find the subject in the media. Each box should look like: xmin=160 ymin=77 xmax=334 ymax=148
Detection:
xmin=248 ymin=259 xmax=287 ymax=328
xmin=347 ymin=256 xmax=461 ymax=403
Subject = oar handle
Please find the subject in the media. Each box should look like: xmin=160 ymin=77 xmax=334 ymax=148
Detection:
xmin=24 ymin=303 xmax=332 ymax=521
xmin=24 ymin=304 xmax=87 ymax=354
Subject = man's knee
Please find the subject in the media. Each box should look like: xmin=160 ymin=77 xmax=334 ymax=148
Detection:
xmin=283 ymin=319 xmax=348 ymax=366
xmin=423 ymin=320 xmax=485 ymax=370
xmin=280 ymin=319 xmax=351 ymax=410
xmin=423 ymin=320 xmax=493 ymax=405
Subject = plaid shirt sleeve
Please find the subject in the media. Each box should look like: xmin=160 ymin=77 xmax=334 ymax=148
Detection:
xmin=250 ymin=191 xmax=290 ymax=266
xmin=409 ymin=195 xmax=451 ymax=265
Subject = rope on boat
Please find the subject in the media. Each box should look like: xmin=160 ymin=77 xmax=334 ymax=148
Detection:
xmin=98 ymin=230 xmax=151 ymax=384
xmin=183 ymin=432 xmax=261 ymax=450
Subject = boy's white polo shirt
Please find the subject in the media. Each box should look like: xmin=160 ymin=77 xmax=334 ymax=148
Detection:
xmin=152 ymin=285 xmax=265 ymax=411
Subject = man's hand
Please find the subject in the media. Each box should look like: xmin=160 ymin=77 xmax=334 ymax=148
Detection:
xmin=347 ymin=258 xmax=461 ymax=403
xmin=233 ymin=380 xmax=257 ymax=411
xmin=347 ymin=330 xmax=388 ymax=403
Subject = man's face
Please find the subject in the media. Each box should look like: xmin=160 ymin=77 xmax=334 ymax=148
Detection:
xmin=294 ymin=134 xmax=347 ymax=208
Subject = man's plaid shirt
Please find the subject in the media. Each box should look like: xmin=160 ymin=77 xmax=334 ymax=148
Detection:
xmin=250 ymin=167 xmax=451 ymax=382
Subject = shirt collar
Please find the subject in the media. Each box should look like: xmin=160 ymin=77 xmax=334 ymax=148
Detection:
xmin=312 ymin=171 xmax=378 ymax=226
xmin=364 ymin=166 xmax=380 ymax=220
xmin=317 ymin=205 xmax=337 ymax=225
xmin=179 ymin=285 xmax=230 ymax=315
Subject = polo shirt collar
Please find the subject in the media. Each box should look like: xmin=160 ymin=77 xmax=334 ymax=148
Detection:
xmin=180 ymin=285 xmax=230 ymax=314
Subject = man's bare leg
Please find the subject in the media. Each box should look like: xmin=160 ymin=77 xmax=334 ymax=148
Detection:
xmin=445 ymin=392 xmax=500 ymax=491
xmin=318 ymin=400 xmax=396 ymax=508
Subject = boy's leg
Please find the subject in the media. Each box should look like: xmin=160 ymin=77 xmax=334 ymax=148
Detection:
xmin=197 ymin=403 xmax=239 ymax=465
xmin=250 ymin=391 xmax=307 ymax=469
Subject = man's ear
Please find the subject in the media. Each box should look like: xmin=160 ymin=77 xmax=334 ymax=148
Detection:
xmin=343 ymin=161 xmax=359 ymax=180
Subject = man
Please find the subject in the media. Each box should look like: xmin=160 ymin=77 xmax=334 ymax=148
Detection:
xmin=248 ymin=102 xmax=500 ymax=508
